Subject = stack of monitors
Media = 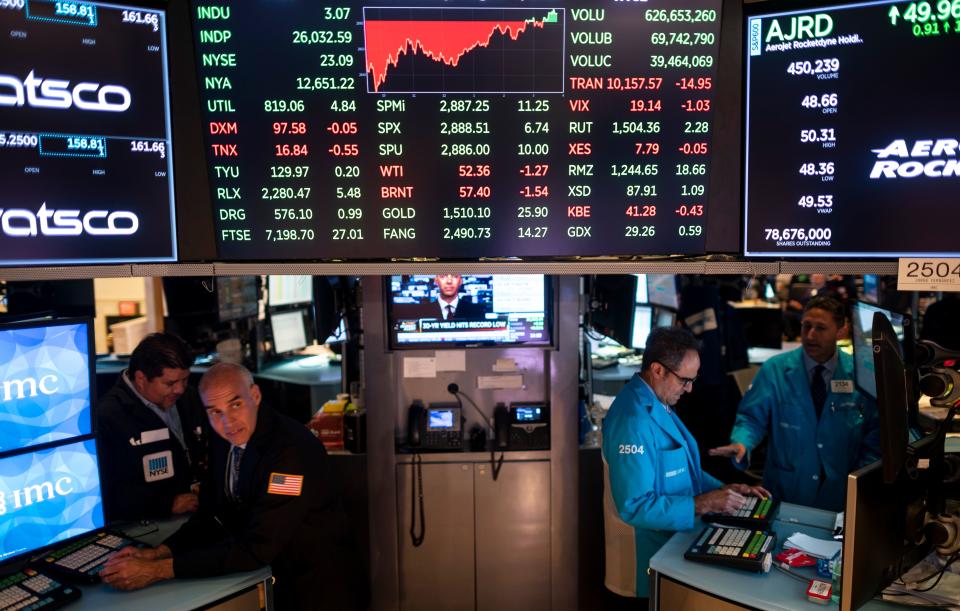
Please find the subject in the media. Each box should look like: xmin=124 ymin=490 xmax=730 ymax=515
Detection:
xmin=744 ymin=0 xmax=960 ymax=257
xmin=0 ymin=0 xmax=176 ymax=265
xmin=190 ymin=0 xmax=725 ymax=260
xmin=0 ymin=319 xmax=104 ymax=566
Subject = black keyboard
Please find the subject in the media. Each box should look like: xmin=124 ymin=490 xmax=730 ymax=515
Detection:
xmin=0 ymin=568 xmax=80 ymax=611
xmin=37 ymin=532 xmax=133 ymax=584
xmin=702 ymin=496 xmax=780 ymax=529
xmin=684 ymin=525 xmax=776 ymax=573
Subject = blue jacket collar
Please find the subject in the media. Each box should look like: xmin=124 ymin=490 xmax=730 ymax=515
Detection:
xmin=630 ymin=374 xmax=687 ymax=449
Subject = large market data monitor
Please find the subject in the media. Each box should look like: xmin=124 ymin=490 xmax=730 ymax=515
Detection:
xmin=744 ymin=0 xmax=960 ymax=257
xmin=0 ymin=0 xmax=176 ymax=265
xmin=191 ymin=0 xmax=724 ymax=259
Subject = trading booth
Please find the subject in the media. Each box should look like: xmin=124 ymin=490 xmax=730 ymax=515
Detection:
xmin=0 ymin=0 xmax=958 ymax=609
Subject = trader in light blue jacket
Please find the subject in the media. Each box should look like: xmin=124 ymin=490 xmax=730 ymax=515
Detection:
xmin=601 ymin=328 xmax=768 ymax=600
xmin=711 ymin=296 xmax=880 ymax=512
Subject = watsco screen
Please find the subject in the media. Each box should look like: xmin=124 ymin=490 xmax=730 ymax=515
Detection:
xmin=0 ymin=0 xmax=176 ymax=264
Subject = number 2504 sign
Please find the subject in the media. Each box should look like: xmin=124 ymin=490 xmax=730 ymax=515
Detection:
xmin=898 ymin=258 xmax=960 ymax=292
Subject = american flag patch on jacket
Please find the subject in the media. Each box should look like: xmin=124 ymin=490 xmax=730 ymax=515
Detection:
xmin=267 ymin=472 xmax=303 ymax=496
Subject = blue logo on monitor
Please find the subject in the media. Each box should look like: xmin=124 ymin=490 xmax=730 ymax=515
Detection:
xmin=0 ymin=439 xmax=104 ymax=561
xmin=0 ymin=323 xmax=91 ymax=453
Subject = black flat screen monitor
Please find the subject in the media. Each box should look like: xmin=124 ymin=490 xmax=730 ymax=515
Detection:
xmin=647 ymin=274 xmax=679 ymax=310
xmin=744 ymin=0 xmax=960 ymax=257
xmin=217 ymin=276 xmax=258 ymax=322
xmin=190 ymin=0 xmax=725 ymax=260
xmin=270 ymin=309 xmax=309 ymax=355
xmin=852 ymin=301 xmax=906 ymax=400
xmin=654 ymin=307 xmax=677 ymax=329
xmin=630 ymin=304 xmax=653 ymax=350
xmin=0 ymin=0 xmax=177 ymax=265
xmin=861 ymin=274 xmax=879 ymax=304
xmin=268 ymin=275 xmax=313 ymax=308
xmin=841 ymin=460 xmax=929 ymax=611
xmin=738 ymin=307 xmax=783 ymax=349
xmin=0 ymin=318 xmax=94 ymax=455
xmin=3 ymin=280 xmax=95 ymax=319
xmin=590 ymin=275 xmax=637 ymax=348
xmin=388 ymin=274 xmax=551 ymax=349
xmin=634 ymin=275 xmax=649 ymax=304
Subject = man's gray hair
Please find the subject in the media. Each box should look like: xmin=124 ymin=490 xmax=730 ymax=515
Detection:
xmin=199 ymin=362 xmax=254 ymax=393
xmin=640 ymin=327 xmax=701 ymax=372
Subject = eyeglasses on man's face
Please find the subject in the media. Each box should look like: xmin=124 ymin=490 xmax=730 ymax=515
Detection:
xmin=655 ymin=361 xmax=697 ymax=388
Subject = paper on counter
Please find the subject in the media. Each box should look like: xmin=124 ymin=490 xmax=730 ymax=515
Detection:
xmin=435 ymin=350 xmax=466 ymax=372
xmin=493 ymin=358 xmax=518 ymax=372
xmin=403 ymin=357 xmax=437 ymax=378
xmin=477 ymin=375 xmax=523 ymax=390
xmin=784 ymin=532 xmax=841 ymax=559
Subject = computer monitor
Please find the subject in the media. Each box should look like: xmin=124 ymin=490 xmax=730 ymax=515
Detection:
xmin=631 ymin=305 xmax=653 ymax=350
xmin=323 ymin=318 xmax=347 ymax=345
xmin=217 ymin=276 xmax=259 ymax=322
xmin=840 ymin=460 xmax=930 ymax=611
xmin=0 ymin=319 xmax=94 ymax=454
xmin=852 ymin=301 xmax=907 ymax=400
xmin=655 ymin=308 xmax=677 ymax=329
xmin=634 ymin=274 xmax=649 ymax=304
xmin=268 ymin=276 xmax=313 ymax=308
xmin=861 ymin=275 xmax=879 ymax=304
xmin=0 ymin=438 xmax=105 ymax=564
xmin=647 ymin=275 xmax=679 ymax=310
xmin=270 ymin=310 xmax=309 ymax=355
xmin=590 ymin=275 xmax=638 ymax=349
xmin=738 ymin=307 xmax=783 ymax=350
xmin=3 ymin=281 xmax=95 ymax=320
xmin=388 ymin=275 xmax=552 ymax=349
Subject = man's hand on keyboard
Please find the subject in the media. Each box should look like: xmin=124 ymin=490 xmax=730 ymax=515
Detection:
xmin=101 ymin=554 xmax=174 ymax=590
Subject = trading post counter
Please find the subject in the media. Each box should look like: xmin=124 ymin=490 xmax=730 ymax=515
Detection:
xmin=650 ymin=503 xmax=864 ymax=610
xmin=74 ymin=520 xmax=273 ymax=611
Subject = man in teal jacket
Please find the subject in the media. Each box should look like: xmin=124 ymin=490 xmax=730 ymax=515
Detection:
xmin=602 ymin=328 xmax=768 ymax=600
xmin=711 ymin=296 xmax=880 ymax=512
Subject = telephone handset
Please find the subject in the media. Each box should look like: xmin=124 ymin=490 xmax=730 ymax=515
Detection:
xmin=407 ymin=402 xmax=426 ymax=448
xmin=494 ymin=403 xmax=510 ymax=450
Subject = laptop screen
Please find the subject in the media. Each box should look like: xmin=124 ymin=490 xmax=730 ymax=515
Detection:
xmin=0 ymin=438 xmax=105 ymax=563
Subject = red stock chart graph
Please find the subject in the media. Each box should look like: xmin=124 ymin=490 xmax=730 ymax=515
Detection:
xmin=363 ymin=7 xmax=565 ymax=94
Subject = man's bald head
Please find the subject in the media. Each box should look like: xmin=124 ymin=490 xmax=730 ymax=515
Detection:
xmin=200 ymin=362 xmax=261 ymax=446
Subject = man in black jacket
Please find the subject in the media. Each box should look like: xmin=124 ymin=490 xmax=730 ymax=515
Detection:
xmin=414 ymin=273 xmax=487 ymax=320
xmin=101 ymin=362 xmax=362 ymax=610
xmin=97 ymin=333 xmax=208 ymax=522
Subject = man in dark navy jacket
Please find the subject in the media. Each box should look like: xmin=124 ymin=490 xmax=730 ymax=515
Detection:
xmin=101 ymin=362 xmax=362 ymax=610
xmin=97 ymin=333 xmax=208 ymax=521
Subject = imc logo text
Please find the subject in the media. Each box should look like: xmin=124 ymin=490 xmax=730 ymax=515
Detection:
xmin=0 ymin=375 xmax=59 ymax=402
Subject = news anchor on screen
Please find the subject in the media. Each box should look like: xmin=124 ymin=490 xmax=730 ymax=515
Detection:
xmin=415 ymin=274 xmax=487 ymax=320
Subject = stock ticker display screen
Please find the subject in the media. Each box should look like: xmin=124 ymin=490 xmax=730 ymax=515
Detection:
xmin=0 ymin=0 xmax=176 ymax=265
xmin=744 ymin=0 xmax=960 ymax=257
xmin=191 ymin=0 xmax=724 ymax=260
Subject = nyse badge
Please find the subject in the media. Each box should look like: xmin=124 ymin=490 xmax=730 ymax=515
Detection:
xmin=143 ymin=450 xmax=175 ymax=482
